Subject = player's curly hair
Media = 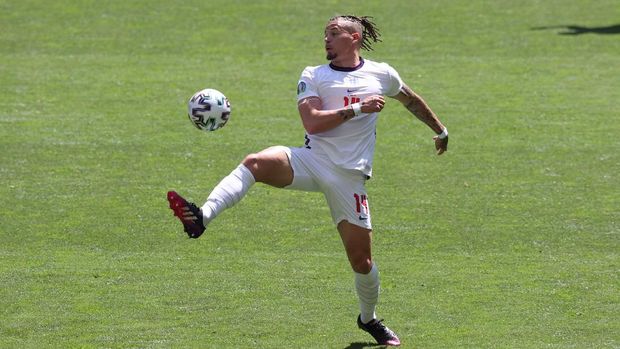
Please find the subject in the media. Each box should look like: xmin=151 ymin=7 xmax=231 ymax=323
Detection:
xmin=330 ymin=15 xmax=382 ymax=51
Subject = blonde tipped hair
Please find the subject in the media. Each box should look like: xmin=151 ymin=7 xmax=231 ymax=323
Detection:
xmin=330 ymin=15 xmax=382 ymax=51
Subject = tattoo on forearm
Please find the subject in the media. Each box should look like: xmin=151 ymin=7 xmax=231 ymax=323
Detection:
xmin=401 ymin=85 xmax=442 ymax=132
xmin=405 ymin=99 xmax=421 ymax=114
xmin=402 ymin=86 xmax=424 ymax=115
xmin=338 ymin=109 xmax=352 ymax=121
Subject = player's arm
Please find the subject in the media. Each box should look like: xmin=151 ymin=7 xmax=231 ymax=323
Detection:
xmin=392 ymin=83 xmax=448 ymax=155
xmin=298 ymin=95 xmax=385 ymax=134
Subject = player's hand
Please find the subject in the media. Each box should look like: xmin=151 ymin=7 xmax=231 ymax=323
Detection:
xmin=433 ymin=135 xmax=448 ymax=155
xmin=360 ymin=95 xmax=385 ymax=113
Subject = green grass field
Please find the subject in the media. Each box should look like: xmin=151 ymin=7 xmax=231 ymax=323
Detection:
xmin=1 ymin=0 xmax=618 ymax=347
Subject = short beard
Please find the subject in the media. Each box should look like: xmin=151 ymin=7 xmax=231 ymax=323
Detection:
xmin=326 ymin=52 xmax=337 ymax=61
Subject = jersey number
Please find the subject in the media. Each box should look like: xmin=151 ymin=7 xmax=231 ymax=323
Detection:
xmin=343 ymin=96 xmax=361 ymax=107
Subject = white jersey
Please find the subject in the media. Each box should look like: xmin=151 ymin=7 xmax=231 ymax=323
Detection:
xmin=296 ymin=58 xmax=404 ymax=177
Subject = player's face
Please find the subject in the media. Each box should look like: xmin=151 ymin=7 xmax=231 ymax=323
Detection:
xmin=324 ymin=20 xmax=356 ymax=61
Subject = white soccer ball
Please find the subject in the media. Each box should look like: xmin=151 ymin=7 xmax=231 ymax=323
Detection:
xmin=187 ymin=88 xmax=231 ymax=131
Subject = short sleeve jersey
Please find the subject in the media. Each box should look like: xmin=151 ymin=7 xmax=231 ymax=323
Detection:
xmin=296 ymin=58 xmax=404 ymax=177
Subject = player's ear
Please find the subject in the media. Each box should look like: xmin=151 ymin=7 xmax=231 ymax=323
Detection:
xmin=351 ymin=32 xmax=361 ymax=44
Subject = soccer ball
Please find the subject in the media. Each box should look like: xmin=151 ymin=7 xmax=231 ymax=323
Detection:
xmin=187 ymin=88 xmax=231 ymax=131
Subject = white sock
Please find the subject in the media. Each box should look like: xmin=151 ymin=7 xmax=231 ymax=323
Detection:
xmin=355 ymin=263 xmax=379 ymax=324
xmin=200 ymin=164 xmax=255 ymax=226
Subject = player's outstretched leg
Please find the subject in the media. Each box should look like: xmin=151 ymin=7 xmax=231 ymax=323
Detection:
xmin=167 ymin=191 xmax=206 ymax=238
xmin=357 ymin=315 xmax=401 ymax=346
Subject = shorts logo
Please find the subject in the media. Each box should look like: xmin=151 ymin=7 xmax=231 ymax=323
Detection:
xmin=297 ymin=81 xmax=306 ymax=95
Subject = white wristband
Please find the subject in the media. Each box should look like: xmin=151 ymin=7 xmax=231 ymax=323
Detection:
xmin=438 ymin=127 xmax=448 ymax=139
xmin=350 ymin=103 xmax=362 ymax=116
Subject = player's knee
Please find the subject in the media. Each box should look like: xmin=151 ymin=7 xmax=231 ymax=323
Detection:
xmin=242 ymin=153 xmax=262 ymax=178
xmin=242 ymin=147 xmax=291 ymax=185
xmin=351 ymin=257 xmax=373 ymax=274
xmin=242 ymin=153 xmax=258 ymax=169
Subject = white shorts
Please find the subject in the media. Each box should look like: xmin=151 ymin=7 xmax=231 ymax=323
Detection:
xmin=283 ymin=147 xmax=372 ymax=229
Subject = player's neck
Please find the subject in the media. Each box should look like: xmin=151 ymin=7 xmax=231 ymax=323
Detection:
xmin=330 ymin=53 xmax=361 ymax=69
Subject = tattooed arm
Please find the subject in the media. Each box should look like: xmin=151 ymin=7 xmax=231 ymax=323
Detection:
xmin=392 ymin=83 xmax=449 ymax=155
xmin=298 ymin=95 xmax=386 ymax=134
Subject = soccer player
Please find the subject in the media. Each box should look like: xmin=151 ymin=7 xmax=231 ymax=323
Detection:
xmin=168 ymin=15 xmax=448 ymax=346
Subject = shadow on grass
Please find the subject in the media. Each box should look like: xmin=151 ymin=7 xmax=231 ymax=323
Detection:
xmin=531 ymin=24 xmax=620 ymax=35
xmin=343 ymin=342 xmax=386 ymax=349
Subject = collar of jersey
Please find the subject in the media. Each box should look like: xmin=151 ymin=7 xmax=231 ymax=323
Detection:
xmin=329 ymin=57 xmax=365 ymax=72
